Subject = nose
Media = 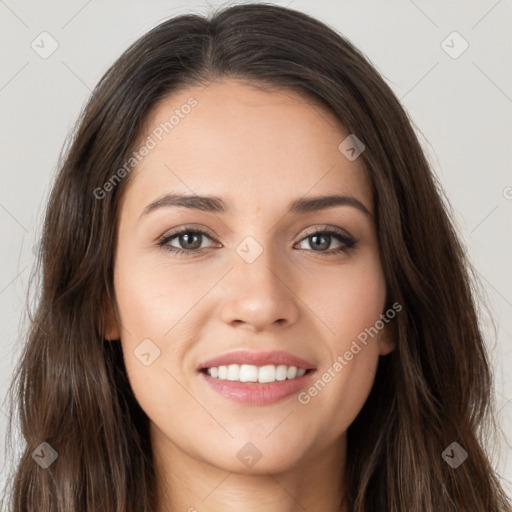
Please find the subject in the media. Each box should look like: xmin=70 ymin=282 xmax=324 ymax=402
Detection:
xmin=219 ymin=243 xmax=300 ymax=331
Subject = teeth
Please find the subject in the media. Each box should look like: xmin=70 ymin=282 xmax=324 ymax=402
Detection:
xmin=287 ymin=366 xmax=297 ymax=379
xmin=205 ymin=364 xmax=309 ymax=383
xmin=239 ymin=364 xmax=258 ymax=382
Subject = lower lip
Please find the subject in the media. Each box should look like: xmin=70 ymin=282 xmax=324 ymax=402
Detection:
xmin=199 ymin=370 xmax=316 ymax=405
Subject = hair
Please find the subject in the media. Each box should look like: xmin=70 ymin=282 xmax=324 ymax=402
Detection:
xmin=1 ymin=2 xmax=510 ymax=511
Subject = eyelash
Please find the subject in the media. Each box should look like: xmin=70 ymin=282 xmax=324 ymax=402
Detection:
xmin=156 ymin=225 xmax=357 ymax=259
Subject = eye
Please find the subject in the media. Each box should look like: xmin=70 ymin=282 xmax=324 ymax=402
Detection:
xmin=157 ymin=226 xmax=217 ymax=256
xmin=295 ymin=225 xmax=357 ymax=257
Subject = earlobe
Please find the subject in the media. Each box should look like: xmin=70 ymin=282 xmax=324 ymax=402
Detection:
xmin=378 ymin=320 xmax=397 ymax=356
xmin=378 ymin=338 xmax=396 ymax=356
xmin=103 ymin=299 xmax=121 ymax=341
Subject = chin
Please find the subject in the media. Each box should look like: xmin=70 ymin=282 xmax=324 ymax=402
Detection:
xmin=199 ymin=435 xmax=310 ymax=475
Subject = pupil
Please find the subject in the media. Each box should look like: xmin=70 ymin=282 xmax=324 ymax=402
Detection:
xmin=182 ymin=233 xmax=200 ymax=249
xmin=311 ymin=234 xmax=329 ymax=251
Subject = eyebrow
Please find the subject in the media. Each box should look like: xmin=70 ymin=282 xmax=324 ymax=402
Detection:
xmin=140 ymin=192 xmax=372 ymax=218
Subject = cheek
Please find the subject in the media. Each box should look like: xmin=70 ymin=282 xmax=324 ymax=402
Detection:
xmin=113 ymin=253 xmax=204 ymax=411
xmin=296 ymin=255 xmax=385 ymax=430
xmin=307 ymin=255 xmax=386 ymax=347
xmin=113 ymin=250 xmax=200 ymax=340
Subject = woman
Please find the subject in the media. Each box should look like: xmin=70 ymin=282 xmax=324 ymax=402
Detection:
xmin=2 ymin=3 xmax=510 ymax=511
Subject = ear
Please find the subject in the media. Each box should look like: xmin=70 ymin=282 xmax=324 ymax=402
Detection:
xmin=377 ymin=316 xmax=397 ymax=356
xmin=103 ymin=298 xmax=121 ymax=341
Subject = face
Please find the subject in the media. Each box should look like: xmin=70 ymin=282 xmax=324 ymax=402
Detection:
xmin=105 ymin=78 xmax=395 ymax=476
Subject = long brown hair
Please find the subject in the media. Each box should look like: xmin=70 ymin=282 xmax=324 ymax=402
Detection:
xmin=2 ymin=3 xmax=510 ymax=511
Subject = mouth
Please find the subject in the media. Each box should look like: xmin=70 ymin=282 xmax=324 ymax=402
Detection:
xmin=199 ymin=367 xmax=316 ymax=406
xmin=196 ymin=350 xmax=317 ymax=405
xmin=197 ymin=357 xmax=317 ymax=406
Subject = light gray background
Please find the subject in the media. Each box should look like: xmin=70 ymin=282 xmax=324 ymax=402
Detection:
xmin=1 ymin=0 xmax=511 ymax=501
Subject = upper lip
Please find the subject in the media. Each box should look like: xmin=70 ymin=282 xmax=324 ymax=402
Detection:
xmin=197 ymin=350 xmax=316 ymax=371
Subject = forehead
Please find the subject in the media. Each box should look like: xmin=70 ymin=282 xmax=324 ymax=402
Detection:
xmin=122 ymin=78 xmax=373 ymax=217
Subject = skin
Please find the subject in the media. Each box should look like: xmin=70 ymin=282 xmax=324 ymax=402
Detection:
xmin=105 ymin=78 xmax=396 ymax=512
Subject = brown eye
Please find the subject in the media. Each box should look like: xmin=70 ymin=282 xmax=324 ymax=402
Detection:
xmin=296 ymin=227 xmax=357 ymax=257
xmin=157 ymin=227 xmax=216 ymax=256
xmin=173 ymin=232 xmax=204 ymax=251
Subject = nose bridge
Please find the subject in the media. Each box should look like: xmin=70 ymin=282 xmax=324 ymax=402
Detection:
xmin=220 ymin=232 xmax=299 ymax=329
xmin=235 ymin=232 xmax=286 ymax=298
